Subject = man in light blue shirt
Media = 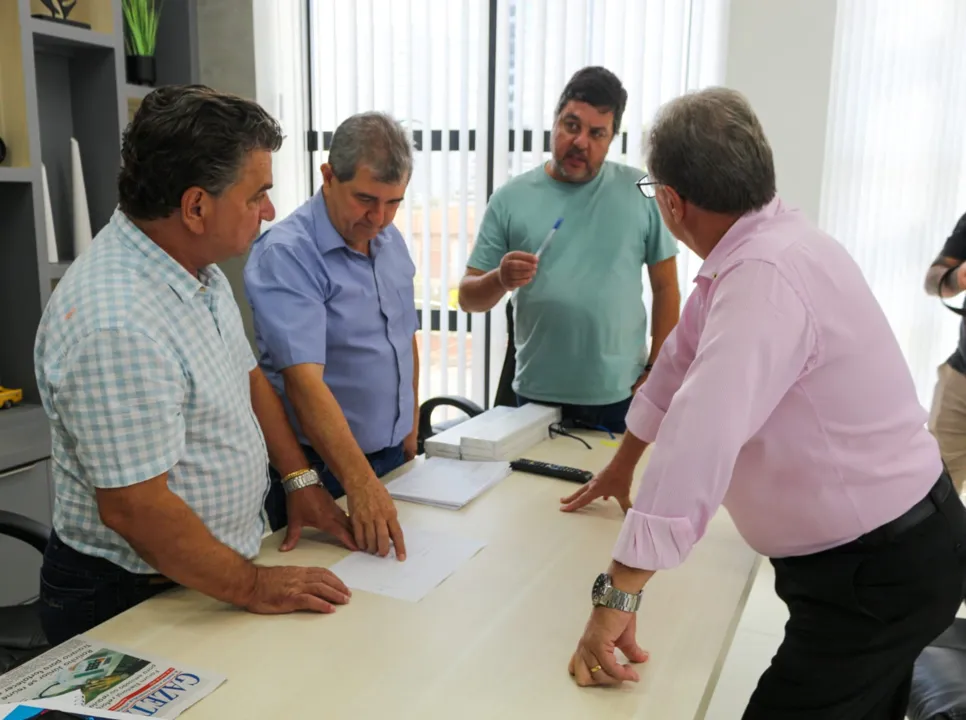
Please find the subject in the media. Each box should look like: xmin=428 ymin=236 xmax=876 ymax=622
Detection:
xmin=245 ymin=112 xmax=418 ymax=559
xmin=459 ymin=67 xmax=680 ymax=433
xmin=34 ymin=86 xmax=354 ymax=645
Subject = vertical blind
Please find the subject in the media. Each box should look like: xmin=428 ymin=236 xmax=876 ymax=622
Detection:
xmin=819 ymin=0 xmax=966 ymax=406
xmin=256 ymin=0 xmax=729 ymax=409
xmin=309 ymin=0 xmax=490 ymax=407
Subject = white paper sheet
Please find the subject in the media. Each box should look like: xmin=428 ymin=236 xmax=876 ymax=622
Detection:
xmin=384 ymin=458 xmax=510 ymax=510
xmin=329 ymin=527 xmax=486 ymax=602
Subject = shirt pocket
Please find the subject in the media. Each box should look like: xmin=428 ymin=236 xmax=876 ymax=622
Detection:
xmin=378 ymin=270 xmax=417 ymax=333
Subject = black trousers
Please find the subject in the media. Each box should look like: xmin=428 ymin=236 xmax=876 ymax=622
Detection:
xmin=39 ymin=532 xmax=177 ymax=646
xmin=743 ymin=473 xmax=966 ymax=719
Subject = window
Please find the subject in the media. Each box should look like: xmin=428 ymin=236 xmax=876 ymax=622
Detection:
xmin=252 ymin=0 xmax=310 ymax=223
xmin=819 ymin=0 xmax=966 ymax=405
xmin=257 ymin=0 xmax=729 ymax=408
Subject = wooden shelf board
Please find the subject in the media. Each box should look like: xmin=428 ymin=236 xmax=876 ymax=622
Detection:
xmin=0 ymin=167 xmax=34 ymax=183
xmin=49 ymin=262 xmax=71 ymax=279
xmin=30 ymin=18 xmax=115 ymax=51
xmin=125 ymin=84 xmax=154 ymax=100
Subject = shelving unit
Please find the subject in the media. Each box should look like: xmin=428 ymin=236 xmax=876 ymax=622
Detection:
xmin=0 ymin=167 xmax=35 ymax=183
xmin=49 ymin=262 xmax=71 ymax=280
xmin=0 ymin=0 xmax=199 ymax=605
xmin=125 ymin=82 xmax=153 ymax=100
xmin=0 ymin=0 xmax=198 ymax=408
xmin=29 ymin=18 xmax=117 ymax=50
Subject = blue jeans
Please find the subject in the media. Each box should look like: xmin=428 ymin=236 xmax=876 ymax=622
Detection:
xmin=264 ymin=442 xmax=406 ymax=532
xmin=39 ymin=532 xmax=178 ymax=646
xmin=516 ymin=394 xmax=632 ymax=434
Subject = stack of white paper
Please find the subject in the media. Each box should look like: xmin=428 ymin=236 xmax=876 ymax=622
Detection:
xmin=329 ymin=526 xmax=486 ymax=602
xmin=385 ymin=457 xmax=511 ymax=510
xmin=424 ymin=405 xmax=516 ymax=459
xmin=459 ymin=403 xmax=562 ymax=461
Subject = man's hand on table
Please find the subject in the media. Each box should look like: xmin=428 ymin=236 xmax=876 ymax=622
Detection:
xmin=243 ymin=565 xmax=351 ymax=614
xmin=560 ymin=460 xmax=634 ymax=513
xmin=281 ymin=484 xmax=358 ymax=552
xmin=570 ymin=607 xmax=649 ymax=687
xmin=346 ymin=478 xmax=407 ymax=560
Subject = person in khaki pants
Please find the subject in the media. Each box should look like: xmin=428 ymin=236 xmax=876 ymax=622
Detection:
xmin=925 ymin=211 xmax=966 ymax=495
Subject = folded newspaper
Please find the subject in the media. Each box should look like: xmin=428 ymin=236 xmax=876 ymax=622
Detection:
xmin=0 ymin=636 xmax=225 ymax=718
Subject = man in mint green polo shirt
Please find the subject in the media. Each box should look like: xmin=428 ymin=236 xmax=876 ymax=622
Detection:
xmin=459 ymin=66 xmax=680 ymax=433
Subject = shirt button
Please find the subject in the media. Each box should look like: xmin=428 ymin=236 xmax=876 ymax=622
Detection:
xmin=199 ymin=287 xmax=206 ymax=294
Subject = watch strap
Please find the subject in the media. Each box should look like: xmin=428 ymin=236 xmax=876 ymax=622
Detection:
xmin=281 ymin=468 xmax=321 ymax=495
xmin=595 ymin=584 xmax=643 ymax=613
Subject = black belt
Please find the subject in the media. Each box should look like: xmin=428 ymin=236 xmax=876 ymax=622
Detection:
xmin=857 ymin=472 xmax=954 ymax=546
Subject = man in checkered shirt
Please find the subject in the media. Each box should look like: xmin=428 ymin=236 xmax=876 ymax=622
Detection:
xmin=33 ymin=86 xmax=375 ymax=645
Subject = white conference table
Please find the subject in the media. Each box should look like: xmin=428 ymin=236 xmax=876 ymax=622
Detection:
xmin=88 ymin=432 xmax=760 ymax=719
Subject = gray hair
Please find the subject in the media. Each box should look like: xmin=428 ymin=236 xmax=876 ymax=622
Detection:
xmin=328 ymin=112 xmax=413 ymax=184
xmin=119 ymin=85 xmax=283 ymax=220
xmin=646 ymin=87 xmax=776 ymax=215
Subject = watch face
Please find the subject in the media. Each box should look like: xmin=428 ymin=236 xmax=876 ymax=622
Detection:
xmin=592 ymin=573 xmax=610 ymax=604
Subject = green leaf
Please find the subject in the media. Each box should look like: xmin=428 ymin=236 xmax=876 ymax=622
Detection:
xmin=122 ymin=0 xmax=162 ymax=57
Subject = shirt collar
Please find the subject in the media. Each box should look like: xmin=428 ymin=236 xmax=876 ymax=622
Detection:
xmin=113 ymin=209 xmax=222 ymax=303
xmin=695 ymin=196 xmax=783 ymax=282
xmin=311 ymin=191 xmax=349 ymax=254
xmin=310 ymin=190 xmax=389 ymax=257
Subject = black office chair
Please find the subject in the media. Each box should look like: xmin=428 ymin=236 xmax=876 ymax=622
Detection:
xmin=907 ymin=617 xmax=966 ymax=719
xmin=493 ymin=298 xmax=517 ymax=408
xmin=416 ymin=301 xmax=518 ymax=454
xmin=416 ymin=395 xmax=485 ymax=453
xmin=0 ymin=510 xmax=51 ymax=674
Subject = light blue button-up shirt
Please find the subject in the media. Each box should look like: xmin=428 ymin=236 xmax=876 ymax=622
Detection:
xmin=34 ymin=210 xmax=270 ymax=574
xmin=244 ymin=191 xmax=419 ymax=455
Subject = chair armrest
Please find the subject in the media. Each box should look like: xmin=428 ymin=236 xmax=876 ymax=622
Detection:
xmin=418 ymin=395 xmax=485 ymax=446
xmin=0 ymin=510 xmax=51 ymax=555
xmin=908 ymin=618 xmax=966 ymax=720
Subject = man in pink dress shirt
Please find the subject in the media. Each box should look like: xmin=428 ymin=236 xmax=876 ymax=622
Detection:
xmin=563 ymin=87 xmax=966 ymax=719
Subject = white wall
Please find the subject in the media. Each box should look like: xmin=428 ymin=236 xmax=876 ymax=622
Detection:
xmin=724 ymin=0 xmax=838 ymax=223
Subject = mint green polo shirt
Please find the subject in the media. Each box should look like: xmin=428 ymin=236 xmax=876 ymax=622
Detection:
xmin=468 ymin=161 xmax=677 ymax=406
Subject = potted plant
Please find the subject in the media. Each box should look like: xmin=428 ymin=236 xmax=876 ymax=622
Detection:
xmin=123 ymin=0 xmax=162 ymax=86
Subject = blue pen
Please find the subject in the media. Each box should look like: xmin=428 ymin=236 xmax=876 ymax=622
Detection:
xmin=535 ymin=217 xmax=564 ymax=259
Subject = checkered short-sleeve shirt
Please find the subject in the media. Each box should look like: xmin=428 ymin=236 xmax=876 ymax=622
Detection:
xmin=34 ymin=210 xmax=270 ymax=574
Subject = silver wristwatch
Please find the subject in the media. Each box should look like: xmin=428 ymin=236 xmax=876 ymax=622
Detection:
xmin=592 ymin=573 xmax=643 ymax=613
xmin=281 ymin=468 xmax=321 ymax=495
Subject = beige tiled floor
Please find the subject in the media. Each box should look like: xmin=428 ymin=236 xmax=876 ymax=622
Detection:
xmin=704 ymin=558 xmax=966 ymax=719
xmin=704 ymin=561 xmax=785 ymax=719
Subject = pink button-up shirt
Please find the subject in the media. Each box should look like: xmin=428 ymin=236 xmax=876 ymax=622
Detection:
xmin=613 ymin=197 xmax=943 ymax=570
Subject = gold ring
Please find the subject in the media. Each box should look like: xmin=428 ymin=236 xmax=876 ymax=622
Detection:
xmin=590 ymin=665 xmax=602 ymax=673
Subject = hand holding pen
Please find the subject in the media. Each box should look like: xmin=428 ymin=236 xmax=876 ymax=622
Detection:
xmin=499 ymin=218 xmax=563 ymax=292
xmin=498 ymin=251 xmax=538 ymax=290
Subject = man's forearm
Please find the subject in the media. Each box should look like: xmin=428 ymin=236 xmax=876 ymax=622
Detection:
xmin=285 ymin=373 xmax=375 ymax=494
xmin=611 ymin=431 xmax=649 ymax=473
xmin=925 ymin=263 xmax=960 ymax=298
xmin=608 ymin=560 xmax=656 ymax=594
xmin=648 ymin=287 xmax=681 ymax=364
xmin=459 ymin=270 xmax=506 ymax=313
xmin=101 ymin=486 xmax=256 ymax=607
xmin=250 ymin=368 xmax=310 ymax=479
